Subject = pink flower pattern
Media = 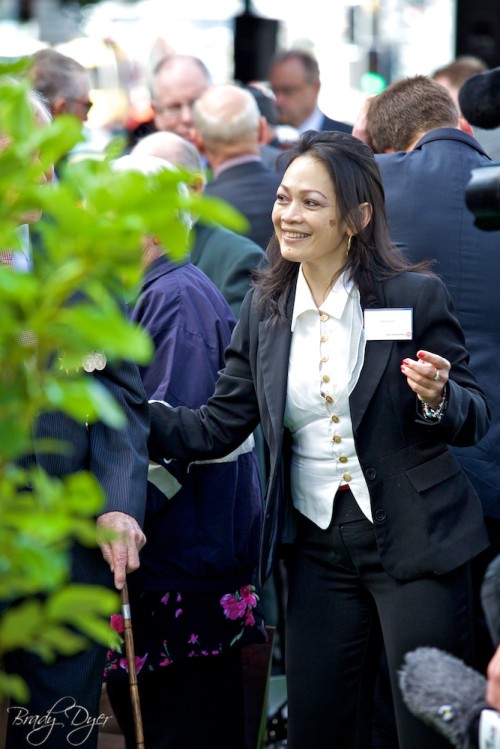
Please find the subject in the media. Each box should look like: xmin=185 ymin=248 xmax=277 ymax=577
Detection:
xmin=159 ymin=640 xmax=172 ymax=667
xmin=220 ymin=585 xmax=260 ymax=646
xmin=110 ymin=614 xmax=124 ymax=634
xmin=104 ymin=585 xmax=261 ymax=678
xmin=119 ymin=653 xmax=148 ymax=674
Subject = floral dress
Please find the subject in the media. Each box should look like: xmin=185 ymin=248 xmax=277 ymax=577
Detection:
xmin=104 ymin=584 xmax=267 ymax=681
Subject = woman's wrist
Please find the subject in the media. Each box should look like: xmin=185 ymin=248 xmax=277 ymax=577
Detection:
xmin=418 ymin=386 xmax=448 ymax=422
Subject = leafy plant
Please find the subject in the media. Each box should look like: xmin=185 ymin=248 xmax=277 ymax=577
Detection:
xmin=0 ymin=65 xmax=246 ymax=703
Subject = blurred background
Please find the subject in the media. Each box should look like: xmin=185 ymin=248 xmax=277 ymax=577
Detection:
xmin=0 ymin=0 xmax=496 ymax=150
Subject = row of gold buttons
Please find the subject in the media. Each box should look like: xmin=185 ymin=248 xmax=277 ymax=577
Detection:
xmin=319 ymin=310 xmax=349 ymax=477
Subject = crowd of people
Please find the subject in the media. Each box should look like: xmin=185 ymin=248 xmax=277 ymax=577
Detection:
xmin=2 ymin=39 xmax=500 ymax=749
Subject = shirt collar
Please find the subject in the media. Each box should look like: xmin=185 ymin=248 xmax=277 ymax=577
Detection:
xmin=213 ymin=154 xmax=261 ymax=178
xmin=298 ymin=107 xmax=323 ymax=133
xmin=291 ymin=266 xmax=354 ymax=330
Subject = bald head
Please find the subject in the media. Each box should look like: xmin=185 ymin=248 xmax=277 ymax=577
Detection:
xmin=132 ymin=131 xmax=202 ymax=172
xmin=132 ymin=131 xmax=205 ymax=192
xmin=191 ymin=84 xmax=262 ymax=167
xmin=193 ymin=84 xmax=260 ymax=143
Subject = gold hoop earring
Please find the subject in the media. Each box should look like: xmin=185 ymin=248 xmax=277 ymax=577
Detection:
xmin=346 ymin=235 xmax=352 ymax=256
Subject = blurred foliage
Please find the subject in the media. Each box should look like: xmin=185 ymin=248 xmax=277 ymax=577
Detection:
xmin=0 ymin=62 xmax=245 ymax=704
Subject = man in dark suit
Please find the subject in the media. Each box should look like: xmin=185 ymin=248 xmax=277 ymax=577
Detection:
xmin=268 ymin=49 xmax=352 ymax=135
xmin=131 ymin=130 xmax=264 ymax=319
xmin=192 ymin=83 xmax=281 ymax=250
xmin=363 ymin=74 xmax=500 ymax=670
xmin=3 ymin=365 xmax=150 ymax=749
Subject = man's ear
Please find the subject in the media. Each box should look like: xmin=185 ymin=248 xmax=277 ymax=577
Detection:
xmin=189 ymin=174 xmax=205 ymax=195
xmin=52 ymin=98 xmax=68 ymax=116
xmin=192 ymin=130 xmax=206 ymax=155
xmin=458 ymin=113 xmax=475 ymax=137
xmin=257 ymin=116 xmax=267 ymax=145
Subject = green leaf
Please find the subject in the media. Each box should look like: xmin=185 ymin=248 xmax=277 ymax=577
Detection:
xmin=46 ymin=585 xmax=120 ymax=645
xmin=42 ymin=378 xmax=127 ymax=428
xmin=0 ymin=599 xmax=44 ymax=651
xmin=0 ymin=75 xmax=241 ymax=702
xmin=0 ymin=671 xmax=29 ymax=703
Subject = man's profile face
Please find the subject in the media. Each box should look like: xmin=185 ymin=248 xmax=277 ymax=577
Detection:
xmin=269 ymin=58 xmax=320 ymax=128
xmin=152 ymin=60 xmax=209 ymax=142
xmin=62 ymin=71 xmax=93 ymax=123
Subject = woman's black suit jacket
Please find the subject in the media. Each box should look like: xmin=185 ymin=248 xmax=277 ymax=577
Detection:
xmin=149 ymin=271 xmax=490 ymax=585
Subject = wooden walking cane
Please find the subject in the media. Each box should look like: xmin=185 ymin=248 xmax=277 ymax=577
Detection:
xmin=121 ymin=580 xmax=145 ymax=748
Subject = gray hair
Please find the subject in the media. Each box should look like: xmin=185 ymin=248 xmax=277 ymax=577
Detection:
xmin=132 ymin=131 xmax=203 ymax=175
xmin=29 ymin=89 xmax=51 ymax=125
xmin=28 ymin=48 xmax=88 ymax=108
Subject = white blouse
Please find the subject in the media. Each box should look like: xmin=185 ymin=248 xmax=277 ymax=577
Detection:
xmin=284 ymin=267 xmax=373 ymax=528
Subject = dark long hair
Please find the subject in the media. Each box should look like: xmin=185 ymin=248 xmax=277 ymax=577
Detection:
xmin=255 ymin=130 xmax=428 ymax=322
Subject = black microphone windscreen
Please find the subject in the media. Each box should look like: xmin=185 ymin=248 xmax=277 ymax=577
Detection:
xmin=481 ymin=553 xmax=500 ymax=646
xmin=399 ymin=647 xmax=488 ymax=748
xmin=459 ymin=68 xmax=500 ymax=130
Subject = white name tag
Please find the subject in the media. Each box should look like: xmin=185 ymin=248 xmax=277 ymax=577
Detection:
xmin=364 ymin=308 xmax=413 ymax=341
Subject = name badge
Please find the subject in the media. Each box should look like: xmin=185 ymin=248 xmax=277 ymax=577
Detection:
xmin=364 ymin=308 xmax=413 ymax=341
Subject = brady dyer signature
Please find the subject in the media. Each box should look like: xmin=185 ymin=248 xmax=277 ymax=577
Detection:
xmin=7 ymin=696 xmax=112 ymax=746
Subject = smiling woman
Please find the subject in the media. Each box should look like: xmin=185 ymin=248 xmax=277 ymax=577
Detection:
xmin=272 ymin=153 xmax=371 ymax=306
xmin=146 ymin=129 xmax=491 ymax=749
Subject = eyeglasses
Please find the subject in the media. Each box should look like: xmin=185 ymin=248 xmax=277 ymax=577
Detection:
xmin=66 ymin=98 xmax=93 ymax=115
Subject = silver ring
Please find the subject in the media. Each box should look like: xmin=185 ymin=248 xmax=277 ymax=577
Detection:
xmin=433 ymin=369 xmax=441 ymax=382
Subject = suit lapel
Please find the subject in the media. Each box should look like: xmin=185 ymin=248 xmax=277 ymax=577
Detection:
xmin=350 ymin=340 xmax=394 ymax=433
xmin=350 ymin=283 xmax=394 ymax=434
xmin=259 ymin=292 xmax=294 ymax=441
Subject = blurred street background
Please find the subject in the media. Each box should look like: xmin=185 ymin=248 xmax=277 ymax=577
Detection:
xmin=0 ymin=0 xmax=497 ymax=149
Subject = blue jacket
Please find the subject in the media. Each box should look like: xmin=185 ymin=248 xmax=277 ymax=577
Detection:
xmin=131 ymin=256 xmax=262 ymax=592
xmin=376 ymin=128 xmax=500 ymax=518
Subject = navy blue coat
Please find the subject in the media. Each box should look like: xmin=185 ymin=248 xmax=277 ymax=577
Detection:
xmin=377 ymin=128 xmax=500 ymax=518
xmin=131 ymin=256 xmax=262 ymax=592
xmin=320 ymin=113 xmax=353 ymax=134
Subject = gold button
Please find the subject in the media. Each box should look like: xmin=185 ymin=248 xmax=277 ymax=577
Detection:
xmin=322 ymin=374 xmax=330 ymax=383
xmin=333 ymin=435 xmax=341 ymax=443
xmin=331 ymin=414 xmax=339 ymax=423
xmin=343 ymin=472 xmax=352 ymax=482
xmin=319 ymin=312 xmax=329 ymax=322
xmin=320 ymin=335 xmax=328 ymax=343
xmin=321 ymin=355 xmax=329 ymax=363
xmin=339 ymin=455 xmax=348 ymax=463
xmin=325 ymin=395 xmax=333 ymax=404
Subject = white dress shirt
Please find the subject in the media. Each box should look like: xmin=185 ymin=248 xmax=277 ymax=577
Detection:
xmin=298 ymin=106 xmax=323 ymax=134
xmin=284 ymin=267 xmax=373 ymax=527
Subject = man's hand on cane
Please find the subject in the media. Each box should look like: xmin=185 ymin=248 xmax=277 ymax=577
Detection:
xmin=97 ymin=511 xmax=146 ymax=590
